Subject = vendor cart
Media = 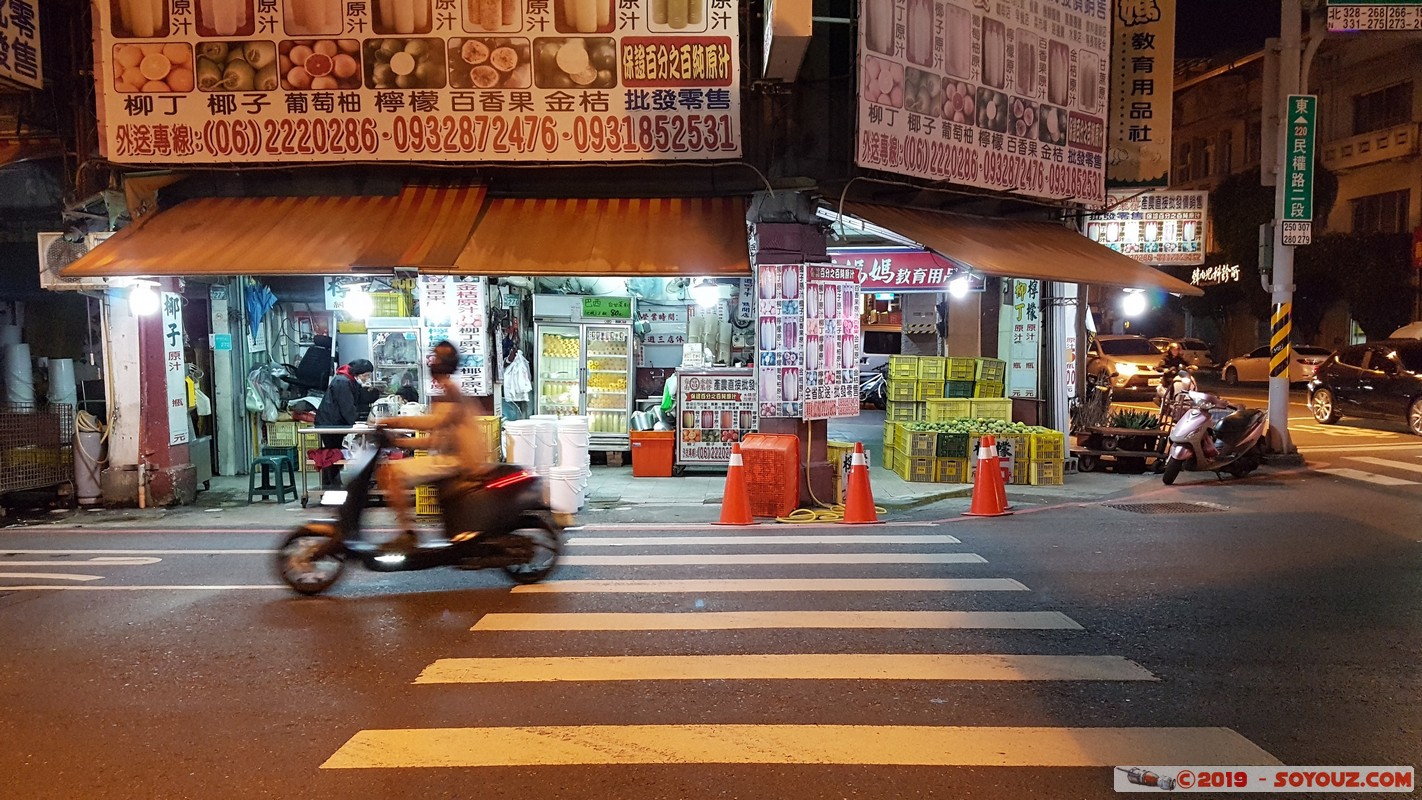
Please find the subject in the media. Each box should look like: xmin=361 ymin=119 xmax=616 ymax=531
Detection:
xmin=1071 ymin=426 xmax=1168 ymax=474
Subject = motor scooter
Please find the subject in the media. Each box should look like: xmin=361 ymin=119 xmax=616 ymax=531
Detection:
xmin=1156 ymin=365 xmax=1199 ymax=425
xmin=1160 ymin=390 xmax=1268 ymax=485
xmin=274 ymin=429 xmax=561 ymax=595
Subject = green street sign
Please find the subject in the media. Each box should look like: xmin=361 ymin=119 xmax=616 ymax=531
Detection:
xmin=1283 ymin=95 xmax=1317 ymax=222
xmin=581 ymin=296 xmax=632 ymax=319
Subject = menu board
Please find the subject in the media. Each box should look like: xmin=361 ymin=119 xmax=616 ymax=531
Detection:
xmin=676 ymin=369 xmax=756 ymax=464
xmin=756 ymin=263 xmax=803 ymax=418
xmin=93 ymin=0 xmax=741 ymax=163
xmin=420 ymin=275 xmax=492 ymax=395
xmin=998 ymin=278 xmax=1039 ymax=399
xmin=855 ymin=0 xmax=1107 ymax=206
xmin=803 ymin=264 xmax=860 ymax=419
xmin=162 ymin=291 xmax=190 ymax=446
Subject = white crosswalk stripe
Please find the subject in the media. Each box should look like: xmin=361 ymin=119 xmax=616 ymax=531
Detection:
xmin=323 ymin=527 xmax=1277 ymax=771
xmin=1345 ymin=456 xmax=1422 ymax=475
xmin=1317 ymin=467 xmax=1419 ymax=486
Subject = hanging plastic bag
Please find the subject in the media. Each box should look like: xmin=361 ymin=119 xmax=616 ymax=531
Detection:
xmin=194 ymin=387 xmax=213 ymax=417
xmin=504 ymin=350 xmax=532 ymax=402
xmin=245 ymin=383 xmax=265 ymax=413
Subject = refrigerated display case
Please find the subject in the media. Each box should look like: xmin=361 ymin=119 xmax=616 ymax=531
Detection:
xmin=533 ymin=308 xmax=635 ymax=451
xmin=367 ymin=318 xmax=424 ymax=401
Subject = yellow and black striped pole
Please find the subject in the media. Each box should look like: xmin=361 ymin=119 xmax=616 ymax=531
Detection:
xmin=1269 ymin=303 xmax=1292 ymax=379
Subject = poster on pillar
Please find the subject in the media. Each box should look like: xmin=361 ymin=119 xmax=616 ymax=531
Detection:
xmin=419 ymin=275 xmax=492 ymax=396
xmin=855 ymin=0 xmax=1108 ymax=206
xmin=998 ymin=279 xmax=1040 ymax=399
xmin=802 ymin=263 xmax=861 ymax=419
xmin=756 ymin=263 xmax=804 ymax=418
xmin=161 ymin=291 xmax=190 ymax=446
xmin=1105 ymin=0 xmax=1175 ymax=188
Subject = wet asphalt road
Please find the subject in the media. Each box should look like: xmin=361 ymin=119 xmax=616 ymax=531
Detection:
xmin=1 ymin=467 xmax=1419 ymax=799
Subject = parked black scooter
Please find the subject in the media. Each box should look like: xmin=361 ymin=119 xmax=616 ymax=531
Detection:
xmin=274 ymin=429 xmax=561 ymax=595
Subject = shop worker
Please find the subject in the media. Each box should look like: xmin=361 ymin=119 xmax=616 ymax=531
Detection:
xmin=313 ymin=359 xmax=375 ymax=489
xmin=377 ymin=340 xmax=492 ymax=553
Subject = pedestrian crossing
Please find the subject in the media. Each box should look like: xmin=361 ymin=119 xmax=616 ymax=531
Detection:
xmin=322 ymin=527 xmax=1280 ymax=772
xmin=1315 ymin=452 xmax=1422 ymax=487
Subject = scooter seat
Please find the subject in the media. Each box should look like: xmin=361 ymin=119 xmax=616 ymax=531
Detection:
xmin=1215 ymin=408 xmax=1263 ymax=441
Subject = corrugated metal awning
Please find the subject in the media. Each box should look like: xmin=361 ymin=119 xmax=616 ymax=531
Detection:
xmin=61 ymin=184 xmax=487 ymax=278
xmin=452 ymin=196 xmax=750 ymax=276
xmin=838 ymin=202 xmax=1203 ymax=296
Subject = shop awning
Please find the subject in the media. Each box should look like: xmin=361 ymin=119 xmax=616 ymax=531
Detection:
xmin=838 ymin=202 xmax=1203 ymax=296
xmin=452 ymin=196 xmax=750 ymax=276
xmin=61 ymin=184 xmax=487 ymax=278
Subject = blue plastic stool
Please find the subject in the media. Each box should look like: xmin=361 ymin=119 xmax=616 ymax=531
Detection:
xmin=248 ymin=455 xmax=297 ymax=503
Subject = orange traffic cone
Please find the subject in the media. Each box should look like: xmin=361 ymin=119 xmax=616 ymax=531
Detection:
xmin=963 ymin=434 xmax=1012 ymax=517
xmin=841 ymin=442 xmax=880 ymax=524
xmin=715 ymin=442 xmax=754 ymax=525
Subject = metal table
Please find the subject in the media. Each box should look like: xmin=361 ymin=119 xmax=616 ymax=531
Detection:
xmin=297 ymin=424 xmax=406 ymax=508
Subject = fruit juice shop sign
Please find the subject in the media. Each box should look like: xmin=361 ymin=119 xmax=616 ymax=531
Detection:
xmin=855 ymin=0 xmax=1108 ymax=206
xmin=93 ymin=0 xmax=741 ymax=164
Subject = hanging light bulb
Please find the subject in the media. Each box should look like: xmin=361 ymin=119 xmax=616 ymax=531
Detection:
xmin=344 ymin=285 xmax=374 ymax=319
xmin=1121 ymin=290 xmax=1148 ymax=318
xmin=691 ymin=278 xmax=720 ymax=308
xmin=948 ymin=274 xmax=971 ymax=299
xmin=129 ymin=282 xmax=160 ymax=316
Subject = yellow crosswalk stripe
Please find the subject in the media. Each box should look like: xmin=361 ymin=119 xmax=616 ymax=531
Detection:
xmin=557 ymin=553 xmax=987 ymax=566
xmin=322 ymin=725 xmax=1281 ymax=769
xmin=414 ymin=654 xmax=1155 ymax=683
xmin=472 ymin=610 xmax=1083 ymax=632
xmin=510 ymin=578 xmax=1029 ymax=593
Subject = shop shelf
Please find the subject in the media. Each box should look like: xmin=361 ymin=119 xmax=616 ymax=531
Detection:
xmin=924 ymin=398 xmax=972 ymax=422
xmin=915 ymin=381 xmax=945 ymax=400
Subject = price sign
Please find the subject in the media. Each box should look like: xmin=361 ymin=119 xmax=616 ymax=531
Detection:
xmin=581 ymin=296 xmax=632 ymax=319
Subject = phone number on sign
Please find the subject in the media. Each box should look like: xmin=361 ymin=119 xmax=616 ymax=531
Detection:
xmin=391 ymin=113 xmax=738 ymax=155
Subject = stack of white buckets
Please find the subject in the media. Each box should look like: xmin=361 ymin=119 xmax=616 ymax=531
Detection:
xmin=503 ymin=415 xmax=590 ymax=514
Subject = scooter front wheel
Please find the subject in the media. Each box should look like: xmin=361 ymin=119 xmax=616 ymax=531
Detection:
xmin=1161 ymin=456 xmax=1184 ymax=486
xmin=501 ymin=516 xmax=561 ymax=585
xmin=275 ymin=524 xmax=347 ymax=595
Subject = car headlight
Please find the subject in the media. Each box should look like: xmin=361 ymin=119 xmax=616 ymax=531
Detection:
xmin=1115 ymin=362 xmax=1138 ymax=377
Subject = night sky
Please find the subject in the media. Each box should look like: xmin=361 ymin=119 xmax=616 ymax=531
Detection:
xmin=1175 ymin=0 xmax=1284 ymax=59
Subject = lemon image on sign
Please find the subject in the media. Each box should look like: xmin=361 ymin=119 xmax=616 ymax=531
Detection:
xmin=555 ymin=40 xmax=590 ymax=74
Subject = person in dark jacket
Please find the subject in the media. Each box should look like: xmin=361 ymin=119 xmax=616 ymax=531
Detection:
xmin=314 ymin=359 xmax=375 ymax=488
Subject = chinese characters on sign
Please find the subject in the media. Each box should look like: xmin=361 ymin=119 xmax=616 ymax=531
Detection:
xmin=94 ymin=0 xmax=740 ymax=163
xmin=803 ymin=264 xmax=861 ymax=419
xmin=856 ymin=0 xmax=1109 ymax=206
xmin=420 ymin=275 xmax=492 ymax=395
xmin=829 ymin=248 xmax=961 ymax=292
xmin=636 ymin=303 xmax=689 ymax=350
xmin=1282 ymin=94 xmax=1316 ymax=246
xmin=1327 ymin=0 xmax=1422 ymax=31
xmin=998 ymin=279 xmax=1039 ymax=399
xmin=161 ymin=291 xmax=190 ymax=446
xmin=676 ymin=370 xmax=757 ymax=464
xmin=757 ymin=263 xmax=804 ymax=418
xmin=1106 ymin=0 xmax=1174 ymax=188
xmin=1190 ymin=263 xmax=1240 ymax=286
xmin=1084 ymin=190 xmax=1206 ymax=266
xmin=0 ymin=0 xmax=42 ymax=89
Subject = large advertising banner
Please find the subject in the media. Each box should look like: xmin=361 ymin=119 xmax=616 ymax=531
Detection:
xmin=1106 ymin=0 xmax=1175 ymax=188
xmin=0 ymin=0 xmax=43 ymax=89
xmin=756 ymin=263 xmax=804 ymax=419
xmin=420 ymin=275 xmax=492 ymax=395
xmin=802 ymin=263 xmax=860 ymax=419
xmin=1085 ymin=189 xmax=1206 ymax=266
xmin=93 ymin=0 xmax=740 ymax=163
xmin=855 ymin=0 xmax=1108 ymax=206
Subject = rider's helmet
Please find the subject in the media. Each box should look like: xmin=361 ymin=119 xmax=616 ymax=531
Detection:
xmin=428 ymin=340 xmax=460 ymax=376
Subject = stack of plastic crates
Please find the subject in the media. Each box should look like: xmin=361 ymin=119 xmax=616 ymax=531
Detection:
xmin=885 ymin=356 xmax=922 ymax=423
xmin=974 ymin=358 xmax=1006 ymax=397
xmin=1029 ymin=429 xmax=1067 ymax=485
xmin=892 ymin=425 xmax=937 ymax=483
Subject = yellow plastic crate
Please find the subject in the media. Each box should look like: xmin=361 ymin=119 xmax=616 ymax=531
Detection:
xmin=1030 ymin=430 xmax=1067 ymax=460
xmin=935 ymin=457 xmax=969 ymax=483
xmin=1030 ymin=459 xmax=1065 ymax=485
xmin=970 ymin=398 xmax=1012 ymax=420
xmin=915 ymin=381 xmax=945 ymax=400
xmin=264 ymin=421 xmax=303 ymax=448
xmin=888 ymin=381 xmax=917 ymax=402
xmin=888 ymin=355 xmax=919 ymax=380
xmin=894 ymin=455 xmax=935 ymax=483
xmin=881 ymin=446 xmax=896 ymax=471
xmin=944 ymin=379 xmax=975 ymax=398
xmin=946 ymin=357 xmax=977 ymax=380
xmin=415 ymin=485 xmax=440 ymax=516
xmin=975 ymin=358 xmax=1007 ymax=382
xmin=370 ymin=291 xmax=410 ymax=317
xmin=886 ymin=401 xmax=922 ymax=422
xmin=924 ymin=398 xmax=973 ymax=422
xmin=882 ymin=422 xmax=897 ymax=449
xmin=900 ymin=428 xmax=938 ymax=458
xmin=973 ymin=381 xmax=1005 ymax=398
xmin=916 ymin=356 xmax=946 ymax=380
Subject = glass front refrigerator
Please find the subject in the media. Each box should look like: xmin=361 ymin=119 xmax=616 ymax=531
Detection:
xmin=533 ymin=320 xmax=633 ymax=451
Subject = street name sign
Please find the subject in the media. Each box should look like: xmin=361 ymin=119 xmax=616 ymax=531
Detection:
xmin=1283 ymin=95 xmax=1317 ymax=236
xmin=1327 ymin=0 xmax=1422 ymax=31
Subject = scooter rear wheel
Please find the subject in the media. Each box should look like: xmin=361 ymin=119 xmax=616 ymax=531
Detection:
xmin=1161 ymin=456 xmax=1184 ymax=486
xmin=501 ymin=516 xmax=561 ymax=585
xmin=275 ymin=524 xmax=346 ymax=595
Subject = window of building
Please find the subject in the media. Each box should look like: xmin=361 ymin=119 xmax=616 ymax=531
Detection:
xmin=1218 ymin=129 xmax=1233 ymax=176
xmin=1177 ymin=141 xmax=1193 ymax=181
xmin=1353 ymin=82 xmax=1412 ymax=135
xmin=1197 ymin=137 xmax=1214 ymax=178
xmin=1351 ymin=190 xmax=1410 ymax=234
xmin=1245 ymin=121 xmax=1262 ymax=166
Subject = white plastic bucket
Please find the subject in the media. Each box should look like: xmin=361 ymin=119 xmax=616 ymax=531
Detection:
xmin=504 ymin=420 xmax=539 ymax=467
xmin=549 ymin=465 xmax=587 ymax=513
xmin=557 ymin=416 xmax=590 ymax=467
xmin=532 ymin=419 xmax=558 ymax=469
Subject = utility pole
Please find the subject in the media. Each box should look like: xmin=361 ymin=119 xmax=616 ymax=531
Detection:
xmin=1265 ymin=0 xmax=1310 ymax=458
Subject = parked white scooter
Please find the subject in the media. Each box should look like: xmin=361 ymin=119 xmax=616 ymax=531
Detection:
xmin=1160 ymin=390 xmax=1268 ymax=485
xmin=1156 ymin=365 xmax=1199 ymax=425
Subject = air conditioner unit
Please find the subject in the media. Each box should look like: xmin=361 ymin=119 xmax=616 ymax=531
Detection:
xmin=36 ymin=231 xmax=117 ymax=292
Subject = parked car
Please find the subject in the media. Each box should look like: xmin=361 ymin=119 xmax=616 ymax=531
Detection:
xmin=1390 ymin=321 xmax=1422 ymax=339
xmin=1308 ymin=340 xmax=1422 ymax=435
xmin=1086 ymin=334 xmax=1164 ymax=398
xmin=1148 ymin=337 xmax=1217 ymax=369
xmin=1221 ymin=345 xmax=1333 ymax=385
